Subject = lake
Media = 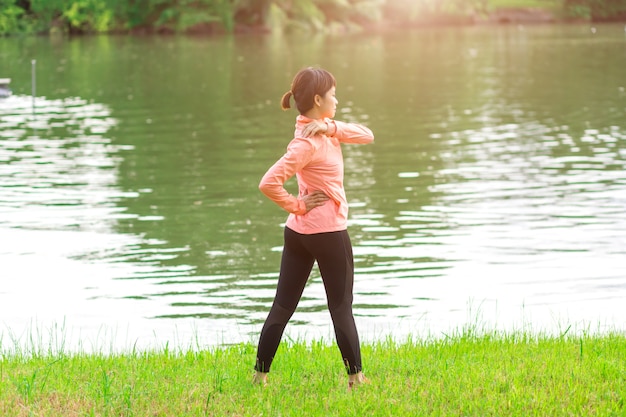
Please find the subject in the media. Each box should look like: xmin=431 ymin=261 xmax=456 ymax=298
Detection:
xmin=1 ymin=23 xmax=625 ymax=352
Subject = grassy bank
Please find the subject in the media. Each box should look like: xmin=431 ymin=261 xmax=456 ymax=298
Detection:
xmin=2 ymin=332 xmax=626 ymax=416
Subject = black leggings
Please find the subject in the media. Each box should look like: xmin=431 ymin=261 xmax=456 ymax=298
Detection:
xmin=255 ymin=227 xmax=362 ymax=375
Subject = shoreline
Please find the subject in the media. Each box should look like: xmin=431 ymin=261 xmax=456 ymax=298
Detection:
xmin=127 ymin=12 xmax=617 ymax=37
xmin=3 ymin=7 xmax=624 ymax=38
xmin=124 ymin=5 xmax=626 ymax=37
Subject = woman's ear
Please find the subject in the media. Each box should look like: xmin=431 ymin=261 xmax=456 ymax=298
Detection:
xmin=314 ymin=94 xmax=322 ymax=107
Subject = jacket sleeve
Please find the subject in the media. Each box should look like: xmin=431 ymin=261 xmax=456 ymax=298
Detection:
xmin=326 ymin=119 xmax=374 ymax=144
xmin=259 ymin=139 xmax=315 ymax=215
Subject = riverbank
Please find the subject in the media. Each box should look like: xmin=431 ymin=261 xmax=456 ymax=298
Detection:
xmin=148 ymin=7 xmax=613 ymax=37
xmin=3 ymin=332 xmax=625 ymax=416
xmin=2 ymin=0 xmax=625 ymax=37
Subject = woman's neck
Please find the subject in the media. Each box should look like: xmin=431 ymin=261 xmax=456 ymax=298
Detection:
xmin=303 ymin=109 xmax=323 ymax=120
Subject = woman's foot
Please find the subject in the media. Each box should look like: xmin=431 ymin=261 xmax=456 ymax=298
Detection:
xmin=252 ymin=371 xmax=268 ymax=386
xmin=348 ymin=372 xmax=369 ymax=391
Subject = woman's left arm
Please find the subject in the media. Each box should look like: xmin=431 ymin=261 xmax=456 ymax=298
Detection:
xmin=326 ymin=119 xmax=374 ymax=144
xmin=301 ymin=119 xmax=374 ymax=144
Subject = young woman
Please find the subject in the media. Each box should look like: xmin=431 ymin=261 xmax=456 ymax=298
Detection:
xmin=253 ymin=67 xmax=374 ymax=389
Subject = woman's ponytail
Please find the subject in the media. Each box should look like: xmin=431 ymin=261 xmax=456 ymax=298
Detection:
xmin=281 ymin=90 xmax=292 ymax=110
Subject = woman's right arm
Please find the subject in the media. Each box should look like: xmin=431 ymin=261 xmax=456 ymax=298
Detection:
xmin=259 ymin=139 xmax=318 ymax=215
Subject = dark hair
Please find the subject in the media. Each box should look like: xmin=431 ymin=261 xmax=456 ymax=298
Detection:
xmin=281 ymin=67 xmax=336 ymax=114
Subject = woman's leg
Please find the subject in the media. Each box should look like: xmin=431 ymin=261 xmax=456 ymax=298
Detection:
xmin=255 ymin=227 xmax=315 ymax=373
xmin=302 ymin=230 xmax=362 ymax=375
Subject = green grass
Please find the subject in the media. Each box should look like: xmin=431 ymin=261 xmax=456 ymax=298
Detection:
xmin=2 ymin=332 xmax=626 ymax=416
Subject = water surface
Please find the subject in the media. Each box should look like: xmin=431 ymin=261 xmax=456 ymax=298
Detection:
xmin=1 ymin=24 xmax=625 ymax=351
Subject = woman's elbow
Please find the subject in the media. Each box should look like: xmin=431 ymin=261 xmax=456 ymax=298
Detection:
xmin=259 ymin=176 xmax=276 ymax=197
xmin=259 ymin=180 xmax=269 ymax=195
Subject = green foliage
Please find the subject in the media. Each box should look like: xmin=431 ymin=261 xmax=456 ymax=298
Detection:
xmin=254 ymin=0 xmax=388 ymax=33
xmin=29 ymin=0 xmax=66 ymax=25
xmin=63 ymin=0 xmax=114 ymax=32
xmin=383 ymin=0 xmax=489 ymax=22
xmin=489 ymin=0 xmax=561 ymax=7
xmin=0 ymin=0 xmax=26 ymax=35
xmin=564 ymin=0 xmax=626 ymax=19
xmin=293 ymin=0 xmax=327 ymax=30
xmin=215 ymin=0 xmax=236 ymax=31
xmin=2 ymin=0 xmax=626 ymax=36
xmin=154 ymin=0 xmax=235 ymax=32
xmin=26 ymin=0 xmax=115 ymax=33
xmin=110 ymin=0 xmax=158 ymax=29
xmin=563 ymin=0 xmax=592 ymax=17
xmin=349 ymin=0 xmax=386 ymax=23
xmin=589 ymin=0 xmax=626 ymax=19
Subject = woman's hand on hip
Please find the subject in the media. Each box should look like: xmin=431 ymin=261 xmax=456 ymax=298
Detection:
xmin=302 ymin=191 xmax=330 ymax=213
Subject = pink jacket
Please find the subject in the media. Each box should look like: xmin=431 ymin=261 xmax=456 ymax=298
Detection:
xmin=259 ymin=115 xmax=374 ymax=234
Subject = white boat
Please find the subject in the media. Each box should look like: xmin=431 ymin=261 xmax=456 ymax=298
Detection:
xmin=0 ymin=78 xmax=11 ymax=98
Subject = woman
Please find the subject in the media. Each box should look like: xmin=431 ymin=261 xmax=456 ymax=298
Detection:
xmin=253 ymin=67 xmax=374 ymax=389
